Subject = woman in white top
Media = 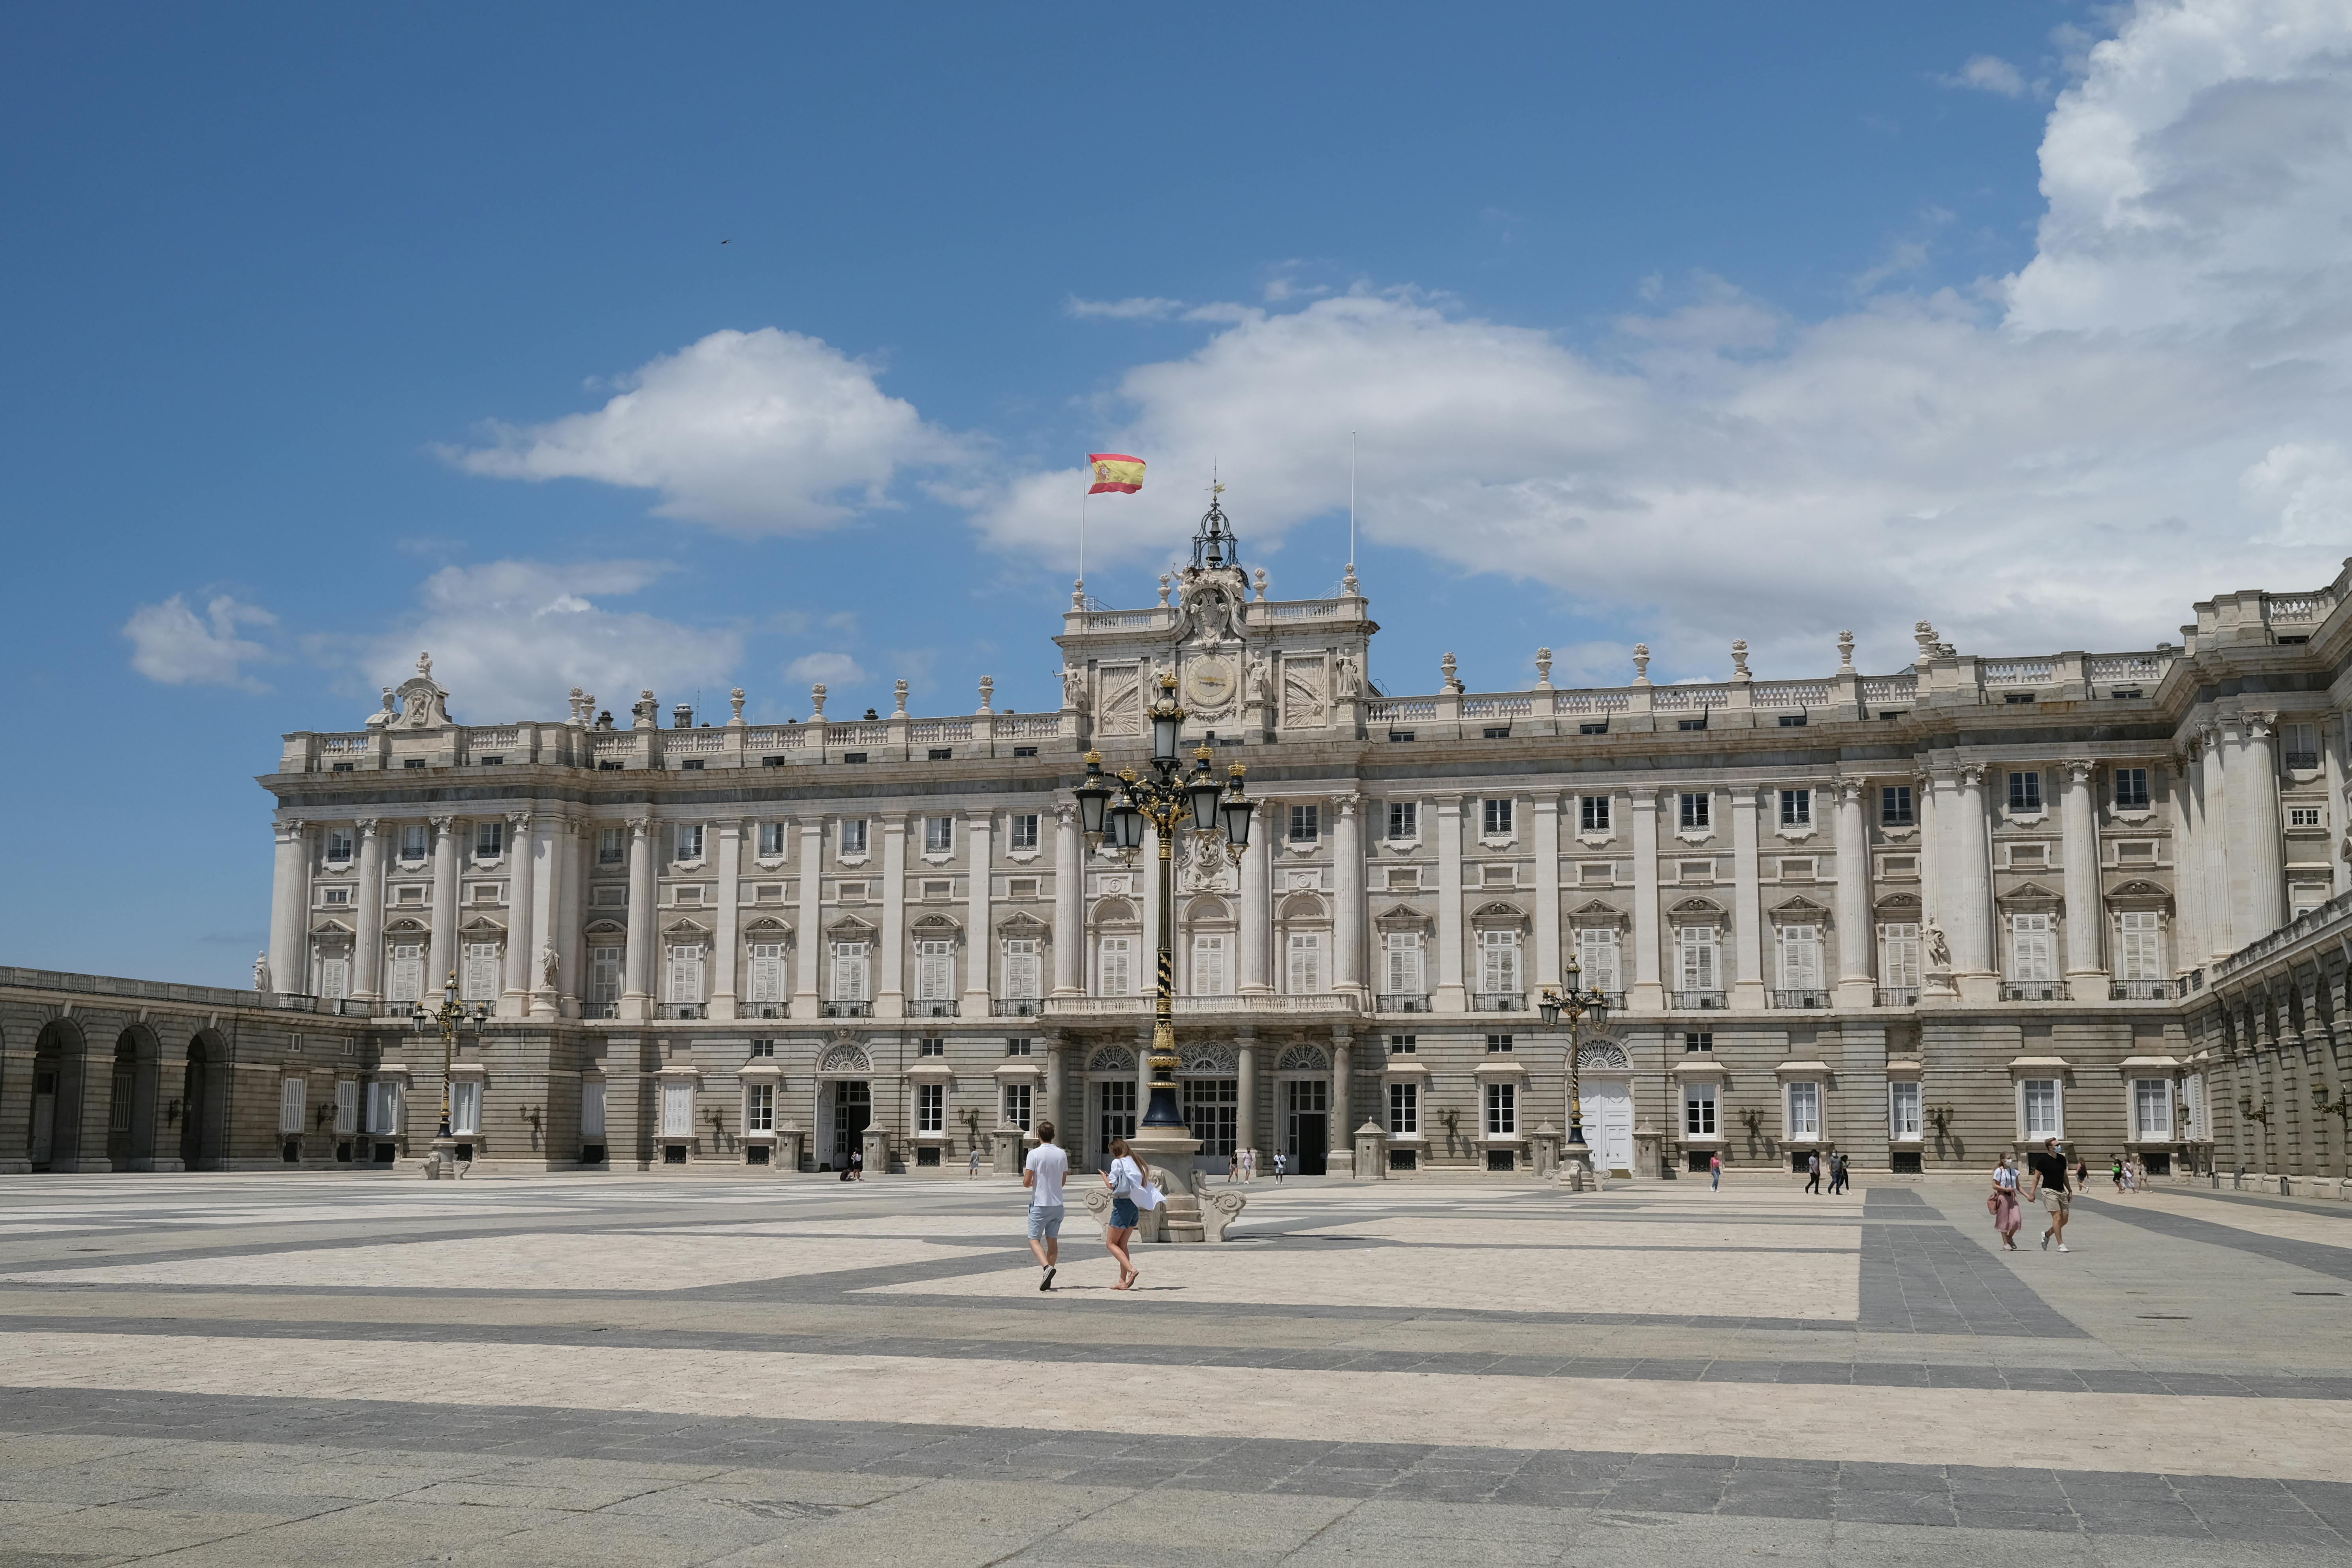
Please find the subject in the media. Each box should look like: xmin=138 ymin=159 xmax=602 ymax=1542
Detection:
xmin=1104 ymin=1138 xmax=1149 ymax=1291
xmin=1990 ymin=1154 xmax=2023 ymax=1250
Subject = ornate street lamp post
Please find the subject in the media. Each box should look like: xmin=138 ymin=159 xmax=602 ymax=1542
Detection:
xmin=411 ymin=969 xmax=488 ymax=1178
xmin=1073 ymin=675 xmax=1254 ymax=1136
xmin=1539 ymin=954 xmax=1612 ymax=1182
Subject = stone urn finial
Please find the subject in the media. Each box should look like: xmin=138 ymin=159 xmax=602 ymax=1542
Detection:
xmin=1914 ymin=621 xmax=1938 ymax=668
xmin=1731 ymin=639 xmax=1751 ymax=681
xmin=1534 ymin=647 xmax=1554 ymax=690
xmin=978 ymin=675 xmax=995 ymax=714
xmin=1252 ymin=567 xmax=1268 ymax=602
xmin=1071 ymin=578 xmax=1087 ymax=610
xmin=1342 ymin=562 xmax=1360 ymax=597
xmin=728 ymin=687 xmax=746 ymax=725
xmin=1632 ymin=644 xmax=1651 ymax=684
xmin=1440 ymin=652 xmax=1462 ymax=694
xmin=810 ymin=683 xmax=827 ymax=718
xmin=1836 ymin=631 xmax=1855 ymax=673
xmin=892 ymin=678 xmax=909 ymax=718
xmin=1157 ymin=573 xmax=1172 ymax=607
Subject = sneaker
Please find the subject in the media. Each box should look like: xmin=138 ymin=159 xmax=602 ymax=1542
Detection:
xmin=2040 ymin=1230 xmax=2051 ymax=1250
xmin=2057 ymin=1244 xmax=2069 ymax=1253
xmin=1039 ymin=1267 xmax=1055 ymax=1292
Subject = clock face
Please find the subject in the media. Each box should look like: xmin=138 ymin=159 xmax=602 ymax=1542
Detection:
xmin=1184 ymin=658 xmax=1236 ymax=708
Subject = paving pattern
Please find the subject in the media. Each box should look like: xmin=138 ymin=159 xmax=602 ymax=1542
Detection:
xmin=4 ymin=1171 xmax=2352 ymax=1565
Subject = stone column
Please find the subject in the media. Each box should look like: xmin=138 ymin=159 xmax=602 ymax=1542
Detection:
xmin=353 ymin=818 xmax=385 ymax=1002
xmin=1434 ymin=795 xmax=1466 ymax=1012
xmin=1630 ymin=790 xmax=1664 ymax=1011
xmin=2199 ymin=725 xmax=2232 ymax=962
xmin=1832 ymin=778 xmax=1873 ymax=1005
xmin=879 ymin=816 xmax=907 ymax=1018
xmin=1053 ymin=804 xmax=1085 ymax=995
xmin=1730 ymin=786 xmax=1765 ymax=1009
xmin=1045 ymin=1034 xmax=1068 ymax=1140
xmin=528 ymin=815 xmax=561 ymax=1019
xmin=1334 ymin=792 xmax=1365 ymax=996
xmin=427 ymin=815 xmax=459 ymax=998
xmin=2060 ymin=760 xmax=2104 ymax=985
xmin=2330 ymin=714 xmax=2352 ymax=900
xmin=556 ymin=818 xmax=586 ymax=1016
xmin=268 ymin=818 xmax=308 ymax=995
xmin=500 ymin=811 xmax=536 ymax=1017
xmin=1940 ymin=767 xmax=1995 ymax=1002
xmin=622 ymin=816 xmax=655 ymax=1021
xmin=795 ymin=820 xmax=824 ymax=1011
xmin=1329 ymin=1029 xmax=1353 ymax=1176
xmin=2236 ymin=711 xmax=2288 ymax=944
xmin=711 ymin=818 xmax=744 ymax=1019
xmin=2174 ymin=744 xmax=2205 ymax=970
xmin=963 ymin=811 xmax=993 ymax=1014
xmin=1532 ymin=793 xmax=1562 ymax=993
xmin=1237 ymin=1028 xmax=1258 ymax=1162
xmin=1239 ymin=814 xmax=1273 ymax=995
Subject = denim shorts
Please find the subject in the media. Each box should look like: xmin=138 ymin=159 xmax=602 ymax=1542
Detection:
xmin=1110 ymin=1196 xmax=1139 ymax=1229
xmin=1026 ymin=1204 xmax=1064 ymax=1240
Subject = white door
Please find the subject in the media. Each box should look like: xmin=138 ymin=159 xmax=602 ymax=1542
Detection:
xmin=1585 ymin=1079 xmax=1634 ymax=1174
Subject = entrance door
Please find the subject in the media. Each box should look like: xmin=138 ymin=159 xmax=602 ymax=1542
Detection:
xmin=1286 ymin=1079 xmax=1328 ymax=1175
xmin=30 ymin=1070 xmax=57 ymax=1170
xmin=1586 ymin=1079 xmax=1634 ymax=1175
xmin=180 ymin=1050 xmax=207 ymax=1169
xmin=1096 ymin=1079 xmax=1135 ymax=1169
xmin=106 ymin=1053 xmax=135 ymax=1171
xmin=831 ymin=1081 xmax=871 ymax=1167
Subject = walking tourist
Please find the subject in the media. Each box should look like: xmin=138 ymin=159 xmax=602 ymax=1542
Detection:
xmin=1104 ymin=1136 xmax=1160 ymax=1291
xmin=968 ymin=1143 xmax=983 ymax=1178
xmin=1990 ymin=1154 xmax=2023 ymax=1250
xmin=2027 ymin=1137 xmax=2072 ymax=1252
xmin=1805 ymin=1152 xmax=1821 ymax=1194
xmin=1273 ymin=1150 xmax=1286 ymax=1182
xmin=1023 ymin=1119 xmax=1069 ymax=1291
xmin=2111 ymin=1156 xmax=2126 ymax=1192
xmin=1709 ymin=1151 xmax=1722 ymax=1191
xmin=1243 ymin=1147 xmax=1256 ymax=1182
xmin=1832 ymin=1153 xmax=1850 ymax=1195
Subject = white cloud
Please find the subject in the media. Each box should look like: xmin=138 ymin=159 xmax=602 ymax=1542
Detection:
xmin=1940 ymin=54 xmax=2030 ymax=97
xmin=444 ymin=328 xmax=966 ymax=535
xmin=361 ymin=560 xmax=742 ymax=722
xmin=1067 ymin=296 xmax=1188 ymax=321
xmin=784 ymin=651 xmax=866 ymax=690
xmin=968 ymin=0 xmax=2352 ymax=681
xmin=123 ymin=594 xmax=276 ymax=690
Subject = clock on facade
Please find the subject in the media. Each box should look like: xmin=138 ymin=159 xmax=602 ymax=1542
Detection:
xmin=1184 ymin=657 xmax=1236 ymax=709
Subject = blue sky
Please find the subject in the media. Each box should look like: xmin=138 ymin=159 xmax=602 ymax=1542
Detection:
xmin=6 ymin=1 xmax=2350 ymax=985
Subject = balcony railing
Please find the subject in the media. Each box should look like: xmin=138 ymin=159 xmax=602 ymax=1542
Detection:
xmin=2286 ymin=751 xmax=2321 ymax=771
xmin=822 ymin=1000 xmax=873 ymax=1018
xmin=745 ymin=1002 xmax=789 ymax=1019
xmin=992 ymin=997 xmax=1044 ymax=1017
xmin=1671 ymin=989 xmax=1727 ymax=1010
xmin=910 ymin=1000 xmax=961 ymax=1018
xmin=2109 ymin=981 xmax=2174 ymax=1001
xmin=579 ymin=1001 xmax=619 ymax=1019
xmin=654 ymin=1002 xmax=707 ymax=1020
xmin=2000 ymin=981 xmax=2072 ymax=1002
xmin=1771 ymin=989 xmax=1830 ymax=1009
xmin=1378 ymin=993 xmax=1431 ymax=1013
xmin=1472 ymin=991 xmax=1526 ymax=1013
xmin=1876 ymin=987 xmax=1920 ymax=1008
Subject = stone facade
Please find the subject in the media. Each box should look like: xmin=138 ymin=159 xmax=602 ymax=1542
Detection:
xmin=8 ymin=514 xmax=2352 ymax=1180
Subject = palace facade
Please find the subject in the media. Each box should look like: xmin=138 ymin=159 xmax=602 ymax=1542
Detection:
xmin=8 ymin=508 xmax=2352 ymax=1180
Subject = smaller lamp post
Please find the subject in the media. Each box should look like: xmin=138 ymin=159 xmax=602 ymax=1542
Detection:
xmin=1538 ymin=954 xmax=1612 ymax=1184
xmin=410 ymin=969 xmax=489 ymax=1178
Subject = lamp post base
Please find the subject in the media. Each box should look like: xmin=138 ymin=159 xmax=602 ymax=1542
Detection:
xmin=423 ymin=1136 xmax=468 ymax=1181
xmin=1130 ymin=1124 xmax=1203 ymax=1243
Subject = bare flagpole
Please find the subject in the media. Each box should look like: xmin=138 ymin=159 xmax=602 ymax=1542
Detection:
xmin=1348 ymin=430 xmax=1356 ymax=572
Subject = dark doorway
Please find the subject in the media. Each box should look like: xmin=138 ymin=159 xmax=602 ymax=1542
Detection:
xmin=31 ymin=1020 xmax=84 ymax=1171
xmin=179 ymin=1036 xmax=227 ymax=1171
xmin=106 ymin=1035 xmax=137 ymax=1171
xmin=832 ymin=1080 xmax=871 ymax=1166
xmin=1096 ymin=1079 xmax=1135 ymax=1169
xmin=1286 ymin=1079 xmax=1328 ymax=1175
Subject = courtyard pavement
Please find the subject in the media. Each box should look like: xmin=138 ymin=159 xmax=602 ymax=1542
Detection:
xmin=3 ymin=1169 xmax=2351 ymax=1565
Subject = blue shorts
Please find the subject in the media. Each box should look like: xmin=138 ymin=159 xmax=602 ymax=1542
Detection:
xmin=1110 ymin=1196 xmax=1139 ymax=1228
xmin=1026 ymin=1205 xmax=1064 ymax=1240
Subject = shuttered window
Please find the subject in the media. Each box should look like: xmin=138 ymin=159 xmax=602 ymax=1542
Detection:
xmin=387 ymin=944 xmax=425 ymax=1003
xmin=2116 ymin=911 xmax=2162 ymax=981
xmin=1478 ymin=931 xmax=1520 ymax=993
xmin=317 ymin=956 xmax=349 ymax=1000
xmin=2011 ymin=914 xmax=2057 ymax=982
xmin=831 ymin=941 xmax=870 ymax=1001
xmin=589 ymin=945 xmax=622 ymax=1004
xmin=1575 ymin=929 xmax=1619 ymax=991
xmin=1099 ymin=936 xmax=1133 ymax=996
xmin=916 ymin=939 xmax=955 ymax=1000
xmin=1192 ymin=933 xmax=1230 ymax=996
xmin=580 ymin=1081 xmax=606 ymax=1138
xmin=666 ymin=945 xmax=705 ymax=1004
xmin=1002 ymin=938 xmax=1041 ymax=999
xmin=1286 ymin=932 xmax=1322 ymax=995
xmin=1384 ymin=932 xmax=1425 ymax=996
xmin=1882 ymin=924 xmax=1921 ymax=988
xmin=1677 ymin=928 xmax=1718 ymax=990
xmin=1777 ymin=925 xmax=1822 ymax=990
xmin=335 ymin=1080 xmax=356 ymax=1134
xmin=461 ymin=942 xmax=500 ymax=1002
xmin=749 ymin=943 xmax=786 ymax=1003
xmin=661 ymin=1080 xmax=693 ymax=1138
xmin=449 ymin=1079 xmax=481 ymax=1135
xmin=278 ymin=1077 xmax=306 ymax=1134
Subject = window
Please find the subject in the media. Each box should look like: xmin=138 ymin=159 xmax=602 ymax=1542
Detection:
xmin=2010 ymin=913 xmax=2057 ymax=983
xmin=918 ymin=1037 xmax=945 ymax=1057
xmin=1881 ymin=785 xmax=1913 ymax=827
xmin=1777 ymin=713 xmax=1807 ymax=728
xmin=1579 ymin=795 xmax=1610 ymax=833
xmin=1388 ymin=800 xmax=1418 ymax=840
xmin=599 ymin=827 xmax=624 ymax=864
xmin=588 ymin=946 xmax=622 ymax=1006
xmin=1486 ymin=1034 xmax=1513 ymax=1053
xmin=1676 ymin=927 xmax=1718 ymax=990
xmin=925 ymin=817 xmax=954 ymax=854
xmin=1478 ymin=930 xmax=1520 ymax=994
xmin=1575 ymin=928 xmax=1619 ymax=992
xmin=461 ymin=942 xmax=499 ymax=1002
xmin=758 ymin=822 xmax=787 ymax=857
xmin=749 ymin=1039 xmax=776 ymax=1057
xmin=1677 ymin=717 xmax=1708 ymax=732
xmin=2022 ymin=1078 xmax=2061 ymax=1138
xmin=406 ymin=758 xmax=428 ymax=769
xmin=1099 ymin=935 xmax=1134 ymax=996
xmin=1882 ymin=924 xmax=1921 ymax=989
xmin=1286 ymin=931 xmax=1323 ymax=995
xmin=1890 ymin=1082 xmax=1922 ymax=1140
xmin=317 ymin=956 xmax=350 ymax=1000
xmin=1389 ymin=1080 xmax=1419 ymax=1134
xmin=915 ymin=939 xmax=954 ymax=1001
xmin=747 ymin=1081 xmax=775 ymax=1132
xmin=1684 ymin=1083 xmax=1717 ymax=1137
xmin=1779 ymin=789 xmax=1811 ymax=828
xmin=749 ymin=943 xmax=786 ymax=1004
xmin=2115 ymin=911 xmax=2162 ymax=982
xmin=387 ymin=943 xmax=425 ymax=1004
xmin=1183 ymin=1078 xmax=1238 ymax=1158
xmin=1003 ymin=937 xmax=1042 ymax=1000
xmin=666 ymin=944 xmax=705 ymax=1004
xmin=2113 ymin=767 xmax=2149 ymax=810
xmin=2286 ymin=722 xmax=2320 ymax=771
xmin=2133 ymin=1079 xmax=2172 ymax=1139
xmin=321 ymin=886 xmax=352 ymax=907
xmin=831 ymin=940 xmax=871 ymax=1001
xmin=2008 ymin=771 xmax=2042 ymax=812
xmin=325 ymin=828 xmax=354 ymax=863
xmin=1010 ymin=813 xmax=1040 ymax=852
xmin=1388 ymin=1034 xmax=1416 ymax=1054
xmin=674 ymin=823 xmax=705 ymax=862
xmin=1482 ymin=798 xmax=1514 ymax=837
xmin=840 ymin=820 xmax=869 ymax=855
xmin=1683 ymin=1031 xmax=1713 ymax=1053
xmin=1003 ymin=1081 xmax=1032 ymax=1129
xmin=2291 ymin=806 xmax=2324 ymax=829
xmin=1679 ymin=792 xmax=1710 ymax=831
xmin=400 ymin=824 xmax=430 ymax=861
xmin=1008 ymin=878 xmax=1038 ymax=900
xmin=450 ymin=1079 xmax=481 ymax=1137
xmin=1786 ymin=1080 xmax=1821 ymax=1140
xmin=368 ymin=1079 xmax=404 ymax=1136
xmin=660 ymin=1079 xmax=692 ymax=1138
xmin=1006 ymin=1037 xmax=1033 ymax=1055
xmin=278 ymin=1077 xmax=306 ymax=1135
xmin=473 ymin=820 xmax=504 ymax=859
xmin=1579 ymin=721 xmax=1608 ymax=735
xmin=573 ymin=1080 xmax=601 ymax=1141
xmin=928 ymin=748 xmax=953 ymax=762
xmin=1192 ymin=933 xmax=1231 ymax=996
xmin=1289 ymin=803 xmax=1320 ymax=842
xmin=1485 ymin=1081 xmax=1517 ymax=1136
xmin=1776 ymin=925 xmax=1822 ymax=991
xmin=1383 ymin=931 xmax=1425 ymax=997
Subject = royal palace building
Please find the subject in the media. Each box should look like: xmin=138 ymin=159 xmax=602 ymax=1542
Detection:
xmin=9 ymin=506 xmax=2352 ymax=1182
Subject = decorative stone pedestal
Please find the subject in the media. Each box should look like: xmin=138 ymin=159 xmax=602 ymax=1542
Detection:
xmin=1130 ymin=1125 xmax=1198 ymax=1243
xmin=1528 ymin=1123 xmax=1560 ymax=1181
xmin=1561 ymin=1137 xmax=1594 ymax=1192
xmin=861 ymin=1126 xmax=890 ymax=1177
xmin=423 ymin=1136 xmax=467 ymax=1180
xmin=1355 ymin=1120 xmax=1388 ymax=1181
xmin=990 ymin=1124 xmax=1028 ymax=1177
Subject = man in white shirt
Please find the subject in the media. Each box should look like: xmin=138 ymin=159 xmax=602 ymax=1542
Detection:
xmin=1023 ymin=1120 xmax=1070 ymax=1291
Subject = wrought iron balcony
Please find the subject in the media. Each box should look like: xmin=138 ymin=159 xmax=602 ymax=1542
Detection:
xmin=1472 ymin=991 xmax=1526 ymax=1013
xmin=745 ymin=1002 xmax=789 ymax=1019
xmin=579 ymin=1001 xmax=620 ymax=1019
xmin=910 ymin=1000 xmax=961 ymax=1018
xmin=1771 ymin=989 xmax=1831 ymax=1009
xmin=822 ymin=1000 xmax=873 ymax=1018
xmin=1671 ymin=989 xmax=1727 ymax=1010
xmin=1875 ymin=987 xmax=1919 ymax=1008
xmin=1378 ymin=993 xmax=1431 ymax=1013
xmin=2000 ymin=981 xmax=2072 ymax=1002
xmin=991 ymin=997 xmax=1044 ymax=1017
xmin=2109 ymin=980 xmax=2174 ymax=1001
xmin=654 ymin=1002 xmax=707 ymax=1020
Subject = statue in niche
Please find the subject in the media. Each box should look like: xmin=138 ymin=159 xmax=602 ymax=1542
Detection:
xmin=1924 ymin=922 xmax=1951 ymax=968
xmin=541 ymin=942 xmax=560 ymax=989
xmin=1247 ymin=655 xmax=1270 ymax=705
xmin=1335 ymin=654 xmax=1363 ymax=699
xmin=1061 ymin=665 xmax=1089 ymax=713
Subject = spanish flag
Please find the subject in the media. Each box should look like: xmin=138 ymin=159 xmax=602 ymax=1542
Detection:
xmin=1087 ymin=453 xmax=1145 ymax=495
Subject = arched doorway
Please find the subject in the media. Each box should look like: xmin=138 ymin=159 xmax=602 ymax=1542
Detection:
xmin=30 ymin=1019 xmax=87 ymax=1173
xmin=1578 ymin=1041 xmax=1635 ymax=1177
xmin=814 ymin=1040 xmax=873 ymax=1171
xmin=1275 ymin=1043 xmax=1331 ymax=1175
xmin=107 ymin=1027 xmax=165 ymax=1172
xmin=179 ymin=1032 xmax=228 ymax=1171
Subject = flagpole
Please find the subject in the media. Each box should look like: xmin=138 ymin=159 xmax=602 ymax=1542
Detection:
xmin=1348 ymin=430 xmax=1356 ymax=573
xmin=1079 ymin=488 xmax=1087 ymax=601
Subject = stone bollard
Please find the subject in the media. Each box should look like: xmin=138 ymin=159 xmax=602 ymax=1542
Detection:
xmin=1528 ymin=1123 xmax=1560 ymax=1182
xmin=989 ymin=1124 xmax=1027 ymax=1177
xmin=1355 ymin=1120 xmax=1389 ymax=1181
